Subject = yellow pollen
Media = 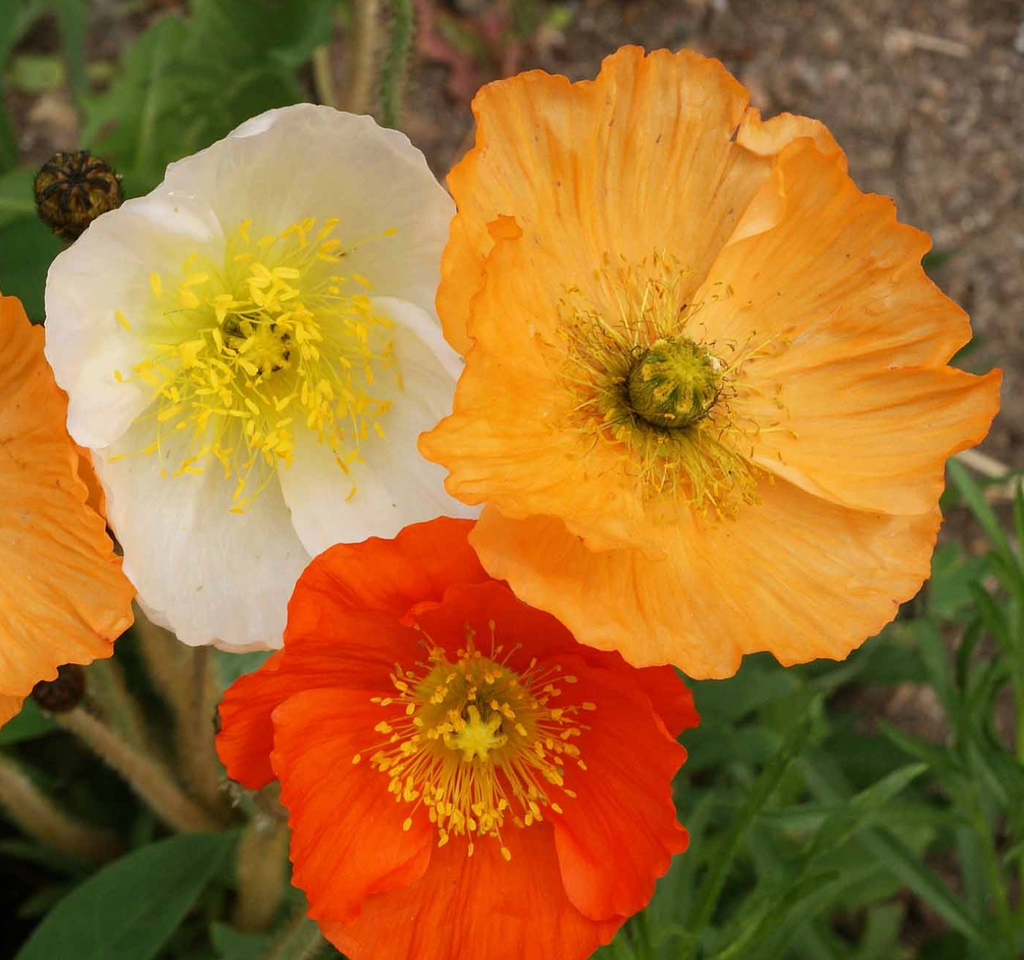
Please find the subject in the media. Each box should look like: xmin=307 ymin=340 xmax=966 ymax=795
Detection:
xmin=558 ymin=251 xmax=787 ymax=517
xmin=361 ymin=629 xmax=591 ymax=860
xmin=114 ymin=218 xmax=402 ymax=509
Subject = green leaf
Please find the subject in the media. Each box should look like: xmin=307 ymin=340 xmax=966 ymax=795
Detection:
xmin=8 ymin=54 xmax=65 ymax=94
xmin=0 ymin=167 xmax=38 ymax=227
xmin=210 ymin=922 xmax=272 ymax=959
xmin=13 ymin=832 xmax=235 ymax=960
xmin=0 ymin=0 xmax=47 ymax=68
xmin=680 ymin=697 xmax=821 ymax=958
xmin=928 ymin=541 xmax=990 ymax=621
xmin=947 ymin=460 xmax=1013 ymax=562
xmin=49 ymin=0 xmax=89 ymax=103
xmin=800 ymin=755 xmax=991 ymax=947
xmin=692 ymin=656 xmax=799 ymax=723
xmin=0 ymin=103 xmax=18 ymax=173
xmin=0 ymin=698 xmax=57 ymax=744
xmin=0 ymin=216 xmax=63 ymax=320
xmin=804 ymin=763 xmax=927 ymax=861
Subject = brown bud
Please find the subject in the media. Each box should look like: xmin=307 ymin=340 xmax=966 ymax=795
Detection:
xmin=34 ymin=151 xmax=123 ymax=242
xmin=31 ymin=663 xmax=87 ymax=713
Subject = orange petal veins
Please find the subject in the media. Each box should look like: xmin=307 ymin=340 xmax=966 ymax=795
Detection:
xmin=0 ymin=295 xmax=134 ymax=726
xmin=691 ymin=139 xmax=1001 ymax=514
xmin=271 ymin=688 xmax=434 ymax=923
xmin=320 ymin=825 xmax=623 ymax=960
xmin=471 ymin=484 xmax=942 ymax=678
xmin=439 ymin=45 xmax=808 ymax=355
xmin=551 ymin=656 xmax=689 ymax=920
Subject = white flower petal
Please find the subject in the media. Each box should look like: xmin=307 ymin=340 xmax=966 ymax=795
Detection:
xmin=161 ymin=104 xmax=453 ymax=315
xmin=44 ymin=191 xmax=224 ymax=449
xmin=278 ymin=296 xmax=478 ymax=557
xmin=93 ymin=420 xmax=310 ymax=649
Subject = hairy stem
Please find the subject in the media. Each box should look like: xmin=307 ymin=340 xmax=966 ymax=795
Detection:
xmin=56 ymin=706 xmax=225 ymax=833
xmin=233 ymin=817 xmax=291 ymax=931
xmin=0 ymin=753 xmax=123 ymax=862
xmin=345 ymin=0 xmax=380 ymax=114
xmin=261 ymin=910 xmax=329 ymax=960
xmin=379 ymin=0 xmax=414 ymax=128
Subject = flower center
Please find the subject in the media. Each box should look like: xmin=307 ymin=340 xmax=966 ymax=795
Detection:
xmin=558 ymin=252 xmax=783 ymax=516
xmin=113 ymin=217 xmax=399 ymax=511
xmin=356 ymin=630 xmax=592 ymax=860
xmin=626 ymin=337 xmax=722 ymax=429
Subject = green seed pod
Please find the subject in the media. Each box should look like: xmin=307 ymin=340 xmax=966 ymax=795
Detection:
xmin=627 ymin=337 xmax=722 ymax=429
xmin=34 ymin=151 xmax=122 ymax=242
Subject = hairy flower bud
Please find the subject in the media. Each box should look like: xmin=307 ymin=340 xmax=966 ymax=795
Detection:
xmin=35 ymin=151 xmax=122 ymax=242
xmin=31 ymin=663 xmax=86 ymax=713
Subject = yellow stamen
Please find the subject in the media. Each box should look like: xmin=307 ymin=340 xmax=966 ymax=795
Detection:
xmin=361 ymin=626 xmax=590 ymax=860
xmin=115 ymin=219 xmax=401 ymax=510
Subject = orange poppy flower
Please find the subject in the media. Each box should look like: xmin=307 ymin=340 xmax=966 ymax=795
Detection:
xmin=419 ymin=46 xmax=1002 ymax=679
xmin=0 ymin=293 xmax=135 ymax=726
xmin=217 ymin=517 xmax=698 ymax=960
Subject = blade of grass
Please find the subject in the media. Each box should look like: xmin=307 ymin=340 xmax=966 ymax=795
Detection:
xmin=678 ymin=698 xmax=820 ymax=960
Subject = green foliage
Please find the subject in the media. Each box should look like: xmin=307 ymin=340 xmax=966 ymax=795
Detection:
xmin=12 ymin=832 xmax=235 ymax=960
xmin=593 ymin=465 xmax=1024 ymax=960
xmin=82 ymin=0 xmax=337 ymax=193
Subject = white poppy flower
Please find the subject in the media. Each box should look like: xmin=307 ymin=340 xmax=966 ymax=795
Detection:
xmin=44 ymin=105 xmax=476 ymax=650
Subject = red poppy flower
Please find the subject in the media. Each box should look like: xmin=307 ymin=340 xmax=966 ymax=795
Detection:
xmin=217 ymin=517 xmax=698 ymax=960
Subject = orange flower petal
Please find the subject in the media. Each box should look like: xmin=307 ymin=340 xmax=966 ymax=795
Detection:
xmin=422 ymin=230 xmax=650 ymax=553
xmin=0 ymin=295 xmax=134 ymax=722
xmin=271 ymin=688 xmax=434 ymax=923
xmin=440 ymin=45 xmax=789 ymax=355
xmin=552 ymin=657 xmax=688 ymax=920
xmin=688 ymin=140 xmax=1001 ymax=514
xmin=746 ymin=362 xmax=1000 ymax=515
xmin=471 ymin=482 xmax=942 ymax=678
xmin=319 ymin=825 xmax=622 ymax=960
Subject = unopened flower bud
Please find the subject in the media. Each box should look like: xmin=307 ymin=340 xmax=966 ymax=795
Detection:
xmin=34 ymin=151 xmax=122 ymax=242
xmin=31 ymin=663 xmax=86 ymax=713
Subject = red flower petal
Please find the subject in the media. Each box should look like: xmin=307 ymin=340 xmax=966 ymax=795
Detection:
xmin=271 ymin=687 xmax=435 ymax=923
xmin=319 ymin=825 xmax=622 ymax=960
xmin=550 ymin=657 xmax=690 ymax=920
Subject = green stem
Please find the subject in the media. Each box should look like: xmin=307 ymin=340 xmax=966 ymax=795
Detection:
xmin=0 ymin=753 xmax=123 ymax=862
xmin=312 ymin=45 xmax=338 ymax=109
xmin=261 ymin=911 xmax=328 ymax=960
xmin=86 ymin=656 xmax=153 ymax=752
xmin=56 ymin=706 xmax=226 ymax=834
xmin=344 ymin=0 xmax=380 ymax=114
xmin=232 ymin=817 xmax=290 ymax=931
xmin=179 ymin=646 xmax=231 ymax=818
xmin=379 ymin=0 xmax=413 ymax=128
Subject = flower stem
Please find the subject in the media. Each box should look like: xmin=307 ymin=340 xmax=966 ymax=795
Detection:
xmin=312 ymin=45 xmax=338 ymax=109
xmin=55 ymin=706 xmax=226 ymax=833
xmin=232 ymin=817 xmax=290 ymax=931
xmin=179 ymin=646 xmax=232 ymax=818
xmin=0 ymin=753 xmax=123 ymax=862
xmin=86 ymin=656 xmax=153 ymax=752
xmin=344 ymin=0 xmax=380 ymax=115
xmin=261 ymin=910 xmax=329 ymax=960
xmin=379 ymin=0 xmax=414 ymax=128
